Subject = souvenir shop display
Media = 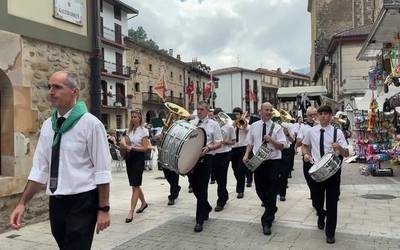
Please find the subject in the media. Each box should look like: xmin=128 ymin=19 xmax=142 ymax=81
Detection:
xmin=354 ymin=99 xmax=398 ymax=176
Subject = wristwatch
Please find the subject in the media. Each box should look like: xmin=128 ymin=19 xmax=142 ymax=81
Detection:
xmin=98 ymin=205 xmax=110 ymax=212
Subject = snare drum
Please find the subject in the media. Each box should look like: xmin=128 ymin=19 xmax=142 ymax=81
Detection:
xmin=308 ymin=153 xmax=341 ymax=182
xmin=158 ymin=120 xmax=206 ymax=175
xmin=246 ymin=143 xmax=273 ymax=172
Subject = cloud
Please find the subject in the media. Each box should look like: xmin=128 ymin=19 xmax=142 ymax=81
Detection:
xmin=124 ymin=0 xmax=310 ymax=71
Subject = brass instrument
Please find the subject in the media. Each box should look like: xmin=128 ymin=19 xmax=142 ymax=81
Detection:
xmin=163 ymin=102 xmax=190 ymax=132
xmin=235 ymin=111 xmax=248 ymax=129
xmin=279 ymin=109 xmax=294 ymax=123
xmin=215 ymin=112 xmax=233 ymax=127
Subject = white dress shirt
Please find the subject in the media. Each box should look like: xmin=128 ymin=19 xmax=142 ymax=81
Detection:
xmin=214 ymin=123 xmax=235 ymax=154
xmin=232 ymin=124 xmax=249 ymax=148
xmin=281 ymin=122 xmax=295 ymax=149
xmin=290 ymin=122 xmax=302 ymax=137
xmin=297 ymin=123 xmax=313 ymax=141
xmin=190 ymin=117 xmax=223 ymax=155
xmin=302 ymin=124 xmax=348 ymax=162
xmin=246 ymin=120 xmax=287 ymax=159
xmin=128 ymin=126 xmax=149 ymax=147
xmin=28 ymin=112 xmax=112 ymax=195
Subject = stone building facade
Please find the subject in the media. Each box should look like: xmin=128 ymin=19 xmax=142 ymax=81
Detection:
xmin=0 ymin=0 xmax=93 ymax=232
xmin=125 ymin=39 xmax=187 ymax=124
xmin=308 ymin=0 xmax=381 ymax=78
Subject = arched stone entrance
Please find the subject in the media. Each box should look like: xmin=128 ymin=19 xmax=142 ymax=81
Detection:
xmin=0 ymin=70 xmax=14 ymax=176
xmin=146 ymin=110 xmax=157 ymax=124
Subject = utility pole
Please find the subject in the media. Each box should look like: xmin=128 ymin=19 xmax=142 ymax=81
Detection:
xmin=90 ymin=0 xmax=102 ymax=119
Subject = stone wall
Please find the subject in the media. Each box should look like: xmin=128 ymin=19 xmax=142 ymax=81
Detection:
xmin=0 ymin=191 xmax=48 ymax=234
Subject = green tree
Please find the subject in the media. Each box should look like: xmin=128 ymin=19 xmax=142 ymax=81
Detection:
xmin=128 ymin=26 xmax=147 ymax=41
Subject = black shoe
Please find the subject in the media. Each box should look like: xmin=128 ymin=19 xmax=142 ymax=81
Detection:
xmin=237 ymin=193 xmax=244 ymax=199
xmin=246 ymin=182 xmax=252 ymax=187
xmin=317 ymin=216 xmax=325 ymax=230
xmin=214 ymin=205 xmax=224 ymax=212
xmin=194 ymin=223 xmax=203 ymax=232
xmin=262 ymin=225 xmax=271 ymax=235
xmin=136 ymin=203 xmax=148 ymax=213
xmin=204 ymin=213 xmax=209 ymax=221
xmin=280 ymin=196 xmax=286 ymax=201
xmin=125 ymin=217 xmax=133 ymax=223
xmin=326 ymin=236 xmax=335 ymax=244
xmin=168 ymin=199 xmax=175 ymax=206
xmin=210 ymin=180 xmax=216 ymax=184
xmin=261 ymin=203 xmax=265 ymax=207
xmin=288 ymin=173 xmax=292 ymax=178
xmin=188 ymin=187 xmax=193 ymax=193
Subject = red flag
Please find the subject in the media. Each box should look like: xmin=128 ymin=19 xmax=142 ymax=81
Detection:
xmin=186 ymin=82 xmax=195 ymax=103
xmin=204 ymin=80 xmax=212 ymax=97
xmin=249 ymin=89 xmax=257 ymax=102
xmin=154 ymin=75 xmax=167 ymax=99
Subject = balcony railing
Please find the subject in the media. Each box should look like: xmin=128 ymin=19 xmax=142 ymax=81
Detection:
xmin=166 ymin=96 xmax=184 ymax=106
xmin=142 ymin=92 xmax=164 ymax=105
xmin=101 ymin=93 xmax=127 ymax=108
xmin=101 ymin=60 xmax=131 ymax=78
xmin=101 ymin=26 xmax=127 ymax=45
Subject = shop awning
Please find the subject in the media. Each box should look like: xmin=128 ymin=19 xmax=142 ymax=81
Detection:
xmin=277 ymin=85 xmax=327 ymax=99
xmin=357 ymin=2 xmax=400 ymax=61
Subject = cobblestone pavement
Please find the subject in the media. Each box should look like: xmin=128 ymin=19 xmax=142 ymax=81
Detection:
xmin=113 ymin=216 xmax=400 ymax=250
xmin=1 ymin=155 xmax=400 ymax=249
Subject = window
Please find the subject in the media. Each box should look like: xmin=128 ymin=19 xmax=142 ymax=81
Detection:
xmin=170 ymin=90 xmax=174 ymax=97
xmin=214 ymin=82 xmax=219 ymax=88
xmin=170 ymin=71 xmax=173 ymax=79
xmin=101 ymin=113 xmax=109 ymax=130
xmin=149 ymin=86 xmax=152 ymax=93
xmin=135 ymin=82 xmax=140 ymax=92
xmin=179 ymin=75 xmax=182 ymax=81
xmin=116 ymin=115 xmax=122 ymax=129
xmin=100 ymin=0 xmax=103 ymax=12
xmin=115 ymin=52 xmax=122 ymax=74
xmin=179 ymin=93 xmax=182 ymax=98
xmin=114 ymin=23 xmax=122 ymax=44
xmin=114 ymin=5 xmax=121 ymax=20
xmin=149 ymin=64 xmax=152 ymax=72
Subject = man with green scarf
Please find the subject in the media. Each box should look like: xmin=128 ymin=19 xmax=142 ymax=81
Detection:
xmin=9 ymin=71 xmax=112 ymax=249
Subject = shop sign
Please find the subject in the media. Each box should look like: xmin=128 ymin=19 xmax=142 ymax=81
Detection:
xmin=54 ymin=0 xmax=83 ymax=26
xmin=345 ymin=103 xmax=353 ymax=111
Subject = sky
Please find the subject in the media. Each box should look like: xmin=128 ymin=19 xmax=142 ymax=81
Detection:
xmin=125 ymin=0 xmax=311 ymax=72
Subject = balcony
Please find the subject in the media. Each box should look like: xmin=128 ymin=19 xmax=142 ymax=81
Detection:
xmin=100 ymin=25 xmax=128 ymax=50
xmin=101 ymin=60 xmax=131 ymax=80
xmin=166 ymin=96 xmax=184 ymax=106
xmin=101 ymin=93 xmax=128 ymax=109
xmin=142 ymin=92 xmax=164 ymax=105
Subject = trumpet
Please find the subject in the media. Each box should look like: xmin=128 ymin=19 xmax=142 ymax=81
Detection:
xmin=235 ymin=111 xmax=248 ymax=129
xmin=215 ymin=112 xmax=233 ymax=128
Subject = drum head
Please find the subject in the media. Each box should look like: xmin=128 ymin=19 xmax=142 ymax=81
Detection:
xmin=177 ymin=127 xmax=206 ymax=174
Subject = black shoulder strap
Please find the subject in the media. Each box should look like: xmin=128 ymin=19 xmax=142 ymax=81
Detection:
xmin=334 ymin=127 xmax=337 ymax=143
xmin=268 ymin=123 xmax=275 ymax=136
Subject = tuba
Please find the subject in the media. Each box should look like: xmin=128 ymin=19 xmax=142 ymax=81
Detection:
xmin=215 ymin=112 xmax=233 ymax=127
xmin=279 ymin=109 xmax=294 ymax=123
xmin=235 ymin=111 xmax=248 ymax=129
xmin=163 ymin=102 xmax=190 ymax=132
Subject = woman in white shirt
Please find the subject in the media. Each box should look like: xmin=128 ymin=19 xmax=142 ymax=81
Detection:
xmin=122 ymin=110 xmax=150 ymax=223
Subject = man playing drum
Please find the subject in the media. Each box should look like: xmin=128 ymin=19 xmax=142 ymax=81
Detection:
xmin=302 ymin=105 xmax=349 ymax=244
xmin=189 ymin=101 xmax=222 ymax=232
xmin=243 ymin=102 xmax=286 ymax=235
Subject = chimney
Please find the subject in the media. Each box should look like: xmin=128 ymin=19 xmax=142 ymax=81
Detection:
xmin=177 ymin=54 xmax=181 ymax=61
xmin=168 ymin=49 xmax=173 ymax=57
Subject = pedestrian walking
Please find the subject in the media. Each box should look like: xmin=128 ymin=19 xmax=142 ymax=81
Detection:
xmin=9 ymin=71 xmax=112 ymax=249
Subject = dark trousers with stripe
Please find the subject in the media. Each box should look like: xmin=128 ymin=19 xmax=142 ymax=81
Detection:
xmin=254 ymin=160 xmax=279 ymax=227
xmin=303 ymin=159 xmax=313 ymax=198
xmin=188 ymin=155 xmax=213 ymax=224
xmin=310 ymin=169 xmax=341 ymax=237
xmin=162 ymin=165 xmax=180 ymax=200
xmin=213 ymin=151 xmax=231 ymax=207
xmin=231 ymin=146 xmax=247 ymax=193
xmin=49 ymin=188 xmax=98 ymax=250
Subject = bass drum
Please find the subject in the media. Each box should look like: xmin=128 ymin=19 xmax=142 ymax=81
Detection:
xmin=308 ymin=153 xmax=341 ymax=182
xmin=158 ymin=120 xmax=206 ymax=175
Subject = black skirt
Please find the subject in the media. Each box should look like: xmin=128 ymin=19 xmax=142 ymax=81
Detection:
xmin=126 ymin=151 xmax=145 ymax=186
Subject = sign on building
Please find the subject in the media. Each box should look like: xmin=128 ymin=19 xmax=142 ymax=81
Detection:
xmin=54 ymin=0 xmax=83 ymax=26
xmin=344 ymin=103 xmax=353 ymax=111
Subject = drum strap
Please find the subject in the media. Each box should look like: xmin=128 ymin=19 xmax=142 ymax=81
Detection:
xmin=333 ymin=128 xmax=344 ymax=164
xmin=269 ymin=123 xmax=275 ymax=137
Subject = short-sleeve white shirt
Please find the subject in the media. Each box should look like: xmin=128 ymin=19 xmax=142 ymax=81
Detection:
xmin=128 ymin=127 xmax=149 ymax=147
xmin=246 ymin=120 xmax=287 ymax=159
xmin=190 ymin=117 xmax=223 ymax=155
xmin=215 ymin=123 xmax=235 ymax=154
xmin=302 ymin=124 xmax=348 ymax=162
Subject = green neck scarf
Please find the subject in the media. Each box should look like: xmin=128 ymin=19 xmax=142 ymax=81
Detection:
xmin=51 ymin=101 xmax=88 ymax=146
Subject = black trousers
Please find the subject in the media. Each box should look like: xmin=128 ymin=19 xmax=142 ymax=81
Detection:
xmin=210 ymin=155 xmax=216 ymax=182
xmin=246 ymin=169 xmax=253 ymax=184
xmin=310 ymin=169 xmax=341 ymax=237
xmin=162 ymin=165 xmax=181 ymax=200
xmin=188 ymin=155 xmax=213 ymax=224
xmin=49 ymin=189 xmax=98 ymax=250
xmin=278 ymin=149 xmax=293 ymax=197
xmin=231 ymin=146 xmax=247 ymax=193
xmin=254 ymin=160 xmax=279 ymax=227
xmin=213 ymin=151 xmax=231 ymax=207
